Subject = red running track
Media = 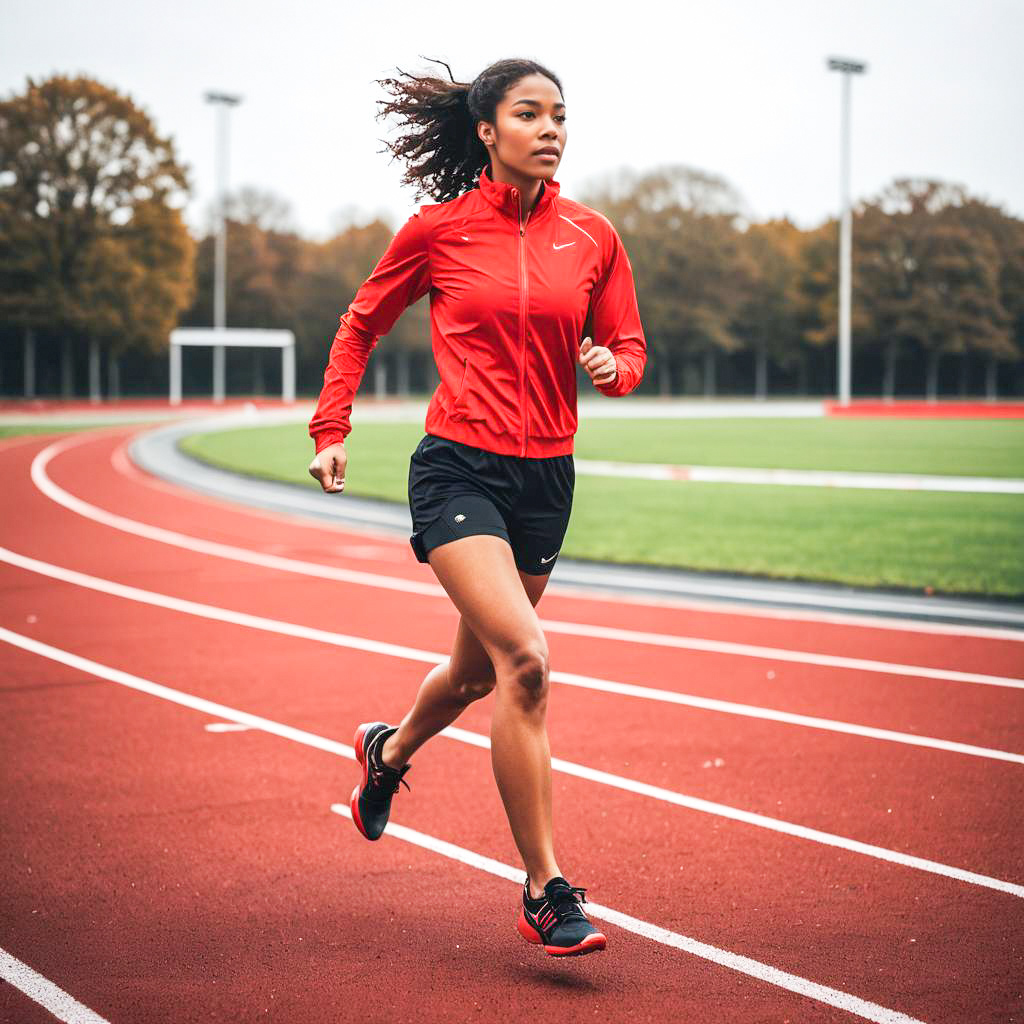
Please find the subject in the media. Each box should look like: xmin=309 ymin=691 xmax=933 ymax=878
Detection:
xmin=1 ymin=427 xmax=1022 ymax=1024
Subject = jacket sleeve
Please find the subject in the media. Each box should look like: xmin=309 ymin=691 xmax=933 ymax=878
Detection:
xmin=588 ymin=222 xmax=647 ymax=397
xmin=309 ymin=211 xmax=431 ymax=453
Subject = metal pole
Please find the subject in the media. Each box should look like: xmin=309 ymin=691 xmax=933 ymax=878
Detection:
xmin=170 ymin=342 xmax=182 ymax=406
xmin=282 ymin=341 xmax=295 ymax=404
xmin=838 ymin=72 xmax=852 ymax=407
xmin=827 ymin=58 xmax=866 ymax=408
xmin=213 ymin=103 xmax=228 ymax=403
xmin=205 ymin=91 xmax=241 ymax=404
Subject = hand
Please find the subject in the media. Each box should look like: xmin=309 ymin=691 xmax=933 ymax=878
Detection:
xmin=578 ymin=336 xmax=617 ymax=387
xmin=309 ymin=442 xmax=347 ymax=493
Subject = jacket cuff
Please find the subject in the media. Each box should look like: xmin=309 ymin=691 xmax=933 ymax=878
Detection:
xmin=313 ymin=429 xmax=346 ymax=454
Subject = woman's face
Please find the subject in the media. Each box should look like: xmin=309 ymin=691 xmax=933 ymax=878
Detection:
xmin=480 ymin=73 xmax=567 ymax=181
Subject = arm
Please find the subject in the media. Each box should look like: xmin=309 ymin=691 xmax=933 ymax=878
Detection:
xmin=308 ymin=211 xmax=431 ymax=453
xmin=588 ymin=224 xmax=647 ymax=397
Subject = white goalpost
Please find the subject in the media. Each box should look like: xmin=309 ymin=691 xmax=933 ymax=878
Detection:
xmin=168 ymin=328 xmax=296 ymax=405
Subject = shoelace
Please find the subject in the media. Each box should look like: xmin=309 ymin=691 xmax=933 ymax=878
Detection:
xmin=542 ymin=884 xmax=589 ymax=922
xmin=367 ymin=740 xmax=412 ymax=797
xmin=369 ymin=762 xmax=411 ymax=795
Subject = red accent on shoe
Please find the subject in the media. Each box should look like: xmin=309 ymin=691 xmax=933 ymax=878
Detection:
xmin=517 ymin=908 xmax=543 ymax=944
xmin=349 ymin=783 xmax=370 ymax=839
xmin=519 ymin=900 xmax=607 ymax=957
xmin=544 ymin=931 xmax=607 ymax=956
xmin=350 ymin=722 xmax=374 ymax=840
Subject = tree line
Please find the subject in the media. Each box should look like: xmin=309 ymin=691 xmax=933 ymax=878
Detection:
xmin=2 ymin=74 xmax=1022 ymax=402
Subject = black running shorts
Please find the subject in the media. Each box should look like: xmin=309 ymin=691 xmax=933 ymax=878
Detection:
xmin=408 ymin=433 xmax=575 ymax=575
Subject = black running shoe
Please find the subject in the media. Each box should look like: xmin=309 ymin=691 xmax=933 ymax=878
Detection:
xmin=517 ymin=875 xmax=607 ymax=956
xmin=350 ymin=721 xmax=411 ymax=841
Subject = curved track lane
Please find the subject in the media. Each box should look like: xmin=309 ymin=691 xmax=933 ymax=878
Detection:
xmin=1 ymin=426 xmax=1022 ymax=1023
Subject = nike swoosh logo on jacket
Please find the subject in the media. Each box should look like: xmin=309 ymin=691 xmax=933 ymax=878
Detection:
xmin=309 ymin=164 xmax=647 ymax=458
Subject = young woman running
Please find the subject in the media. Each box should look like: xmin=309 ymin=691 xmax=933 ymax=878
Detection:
xmin=308 ymin=56 xmax=647 ymax=958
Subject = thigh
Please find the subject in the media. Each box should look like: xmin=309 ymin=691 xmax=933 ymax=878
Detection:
xmin=507 ymin=453 xmax=575 ymax=576
xmin=449 ymin=568 xmax=554 ymax=685
xmin=428 ymin=534 xmax=547 ymax=672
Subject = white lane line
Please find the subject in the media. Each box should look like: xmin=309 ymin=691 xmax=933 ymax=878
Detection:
xmin=574 ymin=457 xmax=1024 ymax=494
xmin=0 ymin=630 xmax=943 ymax=1024
xmin=2 ymin=625 xmax=1021 ymax=901
xmin=0 ymin=947 xmax=110 ymax=1024
xmin=4 ymin=544 xmax=1022 ymax=765
xmin=33 ymin=437 xmax=1024 ymax=686
xmin=443 ymin=725 xmax=1024 ymax=899
xmin=204 ymin=721 xmax=252 ymax=732
xmin=327 ymin=806 xmax=924 ymax=1024
xmin=114 ymin=429 xmax=1024 ymax=645
xmin=540 ymin=619 xmax=1024 ymax=691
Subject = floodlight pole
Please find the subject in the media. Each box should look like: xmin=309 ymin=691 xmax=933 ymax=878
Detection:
xmin=827 ymin=57 xmax=866 ymax=407
xmin=204 ymin=90 xmax=242 ymax=404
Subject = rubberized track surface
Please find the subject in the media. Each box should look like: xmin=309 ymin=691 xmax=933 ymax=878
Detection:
xmin=1 ymin=426 xmax=1021 ymax=1023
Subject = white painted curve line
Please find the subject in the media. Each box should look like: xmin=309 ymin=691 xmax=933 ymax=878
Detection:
xmin=31 ymin=437 xmax=1024 ymax=681
xmin=442 ymin=724 xmax=1024 ymax=900
xmin=32 ymin=436 xmax=441 ymax=596
xmin=116 ymin=427 xmax=1024 ymax=645
xmin=540 ymin=618 xmax=1024 ymax=691
xmin=4 ymin=543 xmax=1023 ymax=766
xmin=327 ymin=806 xmax=925 ymax=1024
xmin=0 ymin=947 xmax=110 ymax=1024
xmin=574 ymin=457 xmax=1024 ymax=494
xmin=2 ymin=625 xmax=1021 ymax=902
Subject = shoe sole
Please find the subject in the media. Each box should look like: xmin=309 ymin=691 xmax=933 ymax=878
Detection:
xmin=517 ymin=908 xmax=607 ymax=956
xmin=350 ymin=721 xmax=381 ymax=841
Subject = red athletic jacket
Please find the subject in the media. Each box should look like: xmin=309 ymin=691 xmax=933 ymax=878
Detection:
xmin=309 ymin=164 xmax=647 ymax=457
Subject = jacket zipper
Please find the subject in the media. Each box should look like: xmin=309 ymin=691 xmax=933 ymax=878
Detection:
xmin=513 ymin=187 xmax=529 ymax=457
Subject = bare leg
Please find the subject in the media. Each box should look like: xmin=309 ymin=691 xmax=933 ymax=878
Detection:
xmin=412 ymin=535 xmax=561 ymax=900
xmin=380 ymin=571 xmax=550 ymax=768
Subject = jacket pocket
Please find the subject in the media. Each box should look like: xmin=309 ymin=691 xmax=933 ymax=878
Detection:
xmin=449 ymin=357 xmax=485 ymax=422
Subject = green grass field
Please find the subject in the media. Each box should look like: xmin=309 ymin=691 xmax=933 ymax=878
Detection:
xmin=178 ymin=418 xmax=1024 ymax=599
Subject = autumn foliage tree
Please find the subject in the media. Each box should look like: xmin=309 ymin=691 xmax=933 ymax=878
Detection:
xmin=0 ymin=73 xmax=195 ymax=398
xmin=581 ymin=164 xmax=756 ymax=396
xmin=853 ymin=180 xmax=1019 ymax=399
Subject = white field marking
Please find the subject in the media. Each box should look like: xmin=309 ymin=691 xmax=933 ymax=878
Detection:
xmin=34 ymin=437 xmax=1024 ymax=681
xmin=326 ymin=806 xmax=925 ymax=1024
xmin=0 ymin=947 xmax=110 ymax=1024
xmin=115 ymin=432 xmax=1024 ymax=645
xmin=573 ymin=457 xmax=1024 ymax=495
xmin=441 ymin=724 xmax=1024 ymax=898
xmin=83 ymin=430 xmax=1024 ymax=638
xmin=3 ymin=543 xmax=1023 ymax=767
xmin=2 ymin=625 xmax=1022 ymax=902
xmin=0 ymin=621 xmax=928 ymax=1024
xmin=80 ymin=430 xmax=1024 ymax=641
xmin=539 ymin=618 xmax=1024 ymax=691
xmin=204 ymin=721 xmax=252 ymax=732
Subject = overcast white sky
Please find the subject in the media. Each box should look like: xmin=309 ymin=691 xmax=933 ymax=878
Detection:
xmin=3 ymin=0 xmax=1022 ymax=241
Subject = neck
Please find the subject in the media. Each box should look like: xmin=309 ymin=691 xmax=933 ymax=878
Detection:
xmin=488 ymin=160 xmax=544 ymax=218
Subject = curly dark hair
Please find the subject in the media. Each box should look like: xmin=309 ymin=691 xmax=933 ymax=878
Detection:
xmin=373 ymin=56 xmax=564 ymax=204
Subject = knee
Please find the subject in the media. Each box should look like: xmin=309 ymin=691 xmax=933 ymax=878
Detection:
xmin=502 ymin=642 xmax=550 ymax=707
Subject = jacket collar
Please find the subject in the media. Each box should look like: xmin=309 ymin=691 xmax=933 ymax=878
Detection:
xmin=477 ymin=163 xmax=560 ymax=223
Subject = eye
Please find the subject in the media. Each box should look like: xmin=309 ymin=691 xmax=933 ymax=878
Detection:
xmin=518 ymin=112 xmax=567 ymax=122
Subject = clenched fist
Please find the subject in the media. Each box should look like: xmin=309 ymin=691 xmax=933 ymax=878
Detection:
xmin=309 ymin=442 xmax=347 ymax=493
xmin=578 ymin=336 xmax=617 ymax=387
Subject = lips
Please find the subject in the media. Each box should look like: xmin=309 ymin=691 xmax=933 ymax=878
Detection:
xmin=533 ymin=148 xmax=560 ymax=157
